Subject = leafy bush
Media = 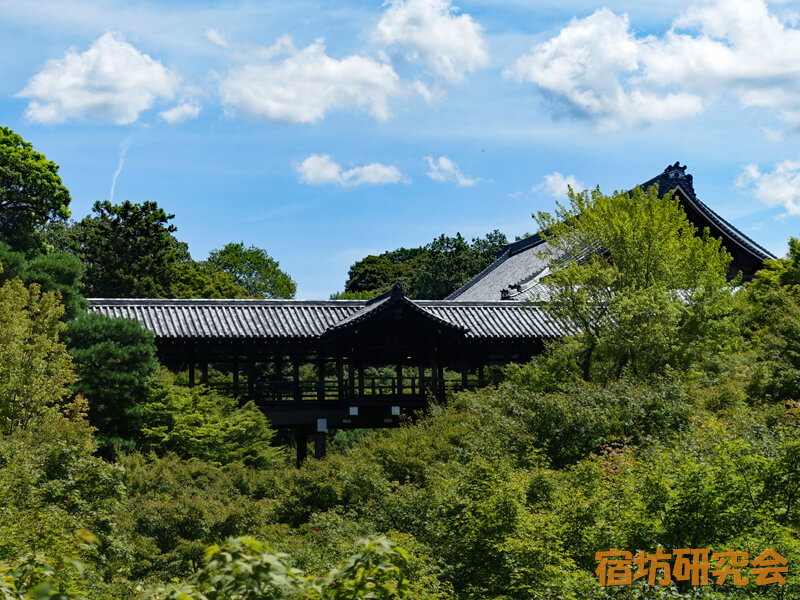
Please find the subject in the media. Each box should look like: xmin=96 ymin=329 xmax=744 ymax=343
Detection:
xmin=140 ymin=369 xmax=284 ymax=468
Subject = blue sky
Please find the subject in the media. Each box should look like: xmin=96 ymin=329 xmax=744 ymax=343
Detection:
xmin=1 ymin=0 xmax=799 ymax=298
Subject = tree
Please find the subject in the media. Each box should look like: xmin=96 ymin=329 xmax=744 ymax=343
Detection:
xmin=741 ymin=237 xmax=800 ymax=402
xmin=408 ymin=230 xmax=507 ymax=299
xmin=71 ymin=200 xmax=187 ymax=298
xmin=535 ymin=185 xmax=736 ymax=382
xmin=0 ymin=276 xmax=75 ymax=434
xmin=66 ymin=312 xmax=158 ymax=451
xmin=345 ymin=248 xmax=427 ymax=297
xmin=169 ymin=261 xmax=251 ymax=299
xmin=206 ymin=242 xmax=296 ymax=298
xmin=0 ymin=127 xmax=71 ymax=252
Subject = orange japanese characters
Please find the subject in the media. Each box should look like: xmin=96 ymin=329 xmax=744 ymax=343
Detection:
xmin=595 ymin=548 xmax=787 ymax=587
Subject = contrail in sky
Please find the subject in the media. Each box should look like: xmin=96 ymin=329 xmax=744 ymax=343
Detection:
xmin=109 ymin=135 xmax=133 ymax=203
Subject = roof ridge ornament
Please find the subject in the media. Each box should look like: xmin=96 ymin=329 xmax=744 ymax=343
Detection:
xmin=662 ymin=161 xmax=694 ymax=195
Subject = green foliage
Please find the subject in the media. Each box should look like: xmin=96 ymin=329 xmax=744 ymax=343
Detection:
xmin=408 ymin=230 xmax=507 ymax=299
xmin=0 ymin=243 xmax=86 ymax=321
xmin=495 ymin=368 xmax=694 ymax=466
xmin=140 ymin=369 xmax=284 ymax=468
xmin=0 ymin=278 xmax=75 ymax=434
xmin=340 ymin=231 xmax=506 ymax=300
xmin=65 ymin=313 xmax=158 ymax=451
xmin=70 ymin=200 xmax=187 ymax=298
xmin=0 ymin=127 xmax=71 ymax=253
xmin=536 ymin=185 xmax=737 ymax=382
xmin=169 ymin=261 xmax=251 ymax=299
xmin=206 ymin=242 xmax=296 ymax=299
xmin=344 ymin=248 xmax=427 ymax=297
xmin=0 ymin=554 xmax=84 ymax=600
xmin=141 ymin=536 xmax=412 ymax=600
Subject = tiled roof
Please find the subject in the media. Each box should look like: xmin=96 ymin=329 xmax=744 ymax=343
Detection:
xmin=88 ymin=297 xmax=572 ymax=341
xmin=639 ymin=162 xmax=775 ymax=261
xmin=448 ymin=163 xmax=775 ymax=302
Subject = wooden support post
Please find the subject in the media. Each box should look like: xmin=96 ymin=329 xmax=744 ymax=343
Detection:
xmin=358 ymin=365 xmax=364 ymax=398
xmin=396 ymin=363 xmax=403 ymax=395
xmin=189 ymin=362 xmax=195 ymax=387
xmin=347 ymin=357 xmax=355 ymax=398
xmin=248 ymin=357 xmax=255 ymax=398
xmin=478 ymin=364 xmax=485 ymax=386
xmin=275 ymin=355 xmax=284 ymax=402
xmin=418 ymin=365 xmax=424 ymax=395
xmin=233 ymin=355 xmax=239 ymax=397
xmin=201 ymin=361 xmax=209 ymax=385
xmin=293 ymin=357 xmax=301 ymax=401
xmin=431 ymin=358 xmax=439 ymax=400
xmin=336 ymin=357 xmax=344 ymax=401
xmin=437 ymin=364 xmax=445 ymax=402
xmin=317 ymin=355 xmax=325 ymax=401
xmin=461 ymin=362 xmax=469 ymax=389
xmin=295 ymin=429 xmax=308 ymax=467
xmin=314 ymin=432 xmax=327 ymax=460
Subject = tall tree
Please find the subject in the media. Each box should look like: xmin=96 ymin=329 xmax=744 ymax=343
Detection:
xmin=536 ymin=185 xmax=736 ymax=382
xmin=66 ymin=312 xmax=158 ymax=452
xmin=344 ymin=247 xmax=427 ymax=297
xmin=0 ymin=276 xmax=75 ymax=434
xmin=0 ymin=127 xmax=71 ymax=252
xmin=206 ymin=242 xmax=296 ymax=298
xmin=408 ymin=230 xmax=507 ymax=299
xmin=72 ymin=200 xmax=187 ymax=298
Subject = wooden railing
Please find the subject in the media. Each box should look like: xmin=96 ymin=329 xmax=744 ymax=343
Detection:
xmin=207 ymin=375 xmax=491 ymax=402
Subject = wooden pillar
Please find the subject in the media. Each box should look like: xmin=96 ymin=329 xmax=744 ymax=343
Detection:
xmin=348 ymin=357 xmax=355 ymax=398
xmin=431 ymin=358 xmax=439 ymax=401
xmin=293 ymin=357 xmax=301 ymax=401
xmin=478 ymin=364 xmax=485 ymax=386
xmin=461 ymin=361 xmax=469 ymax=389
xmin=275 ymin=355 xmax=284 ymax=402
xmin=248 ymin=357 xmax=255 ymax=398
xmin=201 ymin=360 xmax=209 ymax=385
xmin=314 ymin=432 xmax=327 ymax=460
xmin=189 ymin=362 xmax=195 ymax=388
xmin=437 ymin=364 xmax=445 ymax=402
xmin=294 ymin=429 xmax=308 ymax=467
xmin=418 ymin=365 xmax=424 ymax=395
xmin=358 ymin=365 xmax=364 ymax=398
xmin=396 ymin=363 xmax=403 ymax=395
xmin=233 ymin=355 xmax=239 ymax=397
xmin=336 ymin=357 xmax=344 ymax=401
xmin=317 ymin=355 xmax=325 ymax=401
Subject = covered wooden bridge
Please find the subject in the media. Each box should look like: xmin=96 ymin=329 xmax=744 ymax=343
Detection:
xmin=89 ymin=284 xmax=569 ymax=462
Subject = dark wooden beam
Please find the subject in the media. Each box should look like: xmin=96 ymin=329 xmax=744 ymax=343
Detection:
xmin=293 ymin=357 xmax=301 ymax=402
xmin=317 ymin=355 xmax=325 ymax=402
xmin=294 ymin=429 xmax=308 ymax=467
xmin=233 ymin=355 xmax=239 ymax=397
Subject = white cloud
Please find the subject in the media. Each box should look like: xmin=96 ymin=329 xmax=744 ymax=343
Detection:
xmin=204 ymin=28 xmax=228 ymax=47
xmin=763 ymin=127 xmax=786 ymax=143
xmin=506 ymin=0 xmax=800 ymax=129
xmin=159 ymin=101 xmax=201 ymax=124
xmin=373 ymin=0 xmax=489 ymax=83
xmin=18 ymin=32 xmax=180 ymax=125
xmin=533 ymin=171 xmax=585 ymax=198
xmin=424 ymin=155 xmax=479 ymax=186
xmin=736 ymin=160 xmax=800 ymax=216
xmin=297 ymin=154 xmax=409 ymax=187
xmin=219 ymin=36 xmax=402 ymax=123
xmin=505 ymin=8 xmax=702 ymax=129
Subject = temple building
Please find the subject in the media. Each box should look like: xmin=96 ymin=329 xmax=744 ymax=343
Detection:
xmin=89 ymin=163 xmax=775 ymax=462
xmin=448 ymin=163 xmax=774 ymax=302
